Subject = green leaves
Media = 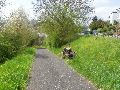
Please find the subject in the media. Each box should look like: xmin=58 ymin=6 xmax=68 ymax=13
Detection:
xmin=40 ymin=4 xmax=82 ymax=47
xmin=0 ymin=8 xmax=36 ymax=63
xmin=0 ymin=48 xmax=35 ymax=90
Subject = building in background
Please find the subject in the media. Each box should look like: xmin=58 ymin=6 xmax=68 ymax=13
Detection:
xmin=109 ymin=8 xmax=120 ymax=24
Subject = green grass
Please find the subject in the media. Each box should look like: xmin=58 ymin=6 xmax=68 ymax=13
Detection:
xmin=0 ymin=47 xmax=35 ymax=90
xmin=51 ymin=36 xmax=120 ymax=90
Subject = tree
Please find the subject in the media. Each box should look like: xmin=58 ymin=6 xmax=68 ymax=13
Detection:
xmin=89 ymin=20 xmax=98 ymax=30
xmin=33 ymin=0 xmax=93 ymax=47
xmin=89 ymin=18 xmax=110 ymax=33
xmin=0 ymin=8 xmax=35 ymax=62
xmin=0 ymin=0 xmax=6 ymax=10
xmin=92 ymin=16 xmax=98 ymax=21
xmin=4 ymin=8 xmax=34 ymax=47
xmin=0 ymin=0 xmax=6 ymax=30
xmin=40 ymin=5 xmax=81 ymax=47
xmin=33 ymin=0 xmax=94 ymax=24
xmin=113 ymin=20 xmax=119 ymax=25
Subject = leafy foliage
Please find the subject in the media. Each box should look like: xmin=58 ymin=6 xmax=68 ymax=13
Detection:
xmin=40 ymin=4 xmax=82 ymax=47
xmin=92 ymin=16 xmax=98 ymax=21
xmin=89 ymin=17 xmax=116 ymax=35
xmin=0 ymin=8 xmax=36 ymax=63
xmin=0 ymin=0 xmax=6 ymax=9
xmin=33 ymin=0 xmax=92 ymax=47
xmin=33 ymin=0 xmax=94 ymax=24
xmin=90 ymin=18 xmax=107 ymax=30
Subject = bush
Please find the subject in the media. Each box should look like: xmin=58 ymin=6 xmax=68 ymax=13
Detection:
xmin=0 ymin=36 xmax=14 ymax=63
xmin=0 ymin=8 xmax=36 ymax=63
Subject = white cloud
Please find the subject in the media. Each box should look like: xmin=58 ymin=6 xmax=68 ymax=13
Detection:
xmin=95 ymin=6 xmax=118 ymax=20
xmin=1 ymin=0 xmax=34 ymax=19
xmin=2 ymin=0 xmax=120 ymax=21
xmin=94 ymin=0 xmax=120 ymax=20
xmin=94 ymin=0 xmax=110 ymax=8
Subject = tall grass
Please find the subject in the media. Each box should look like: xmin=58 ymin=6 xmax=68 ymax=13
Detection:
xmin=51 ymin=36 xmax=120 ymax=90
xmin=0 ymin=47 xmax=35 ymax=90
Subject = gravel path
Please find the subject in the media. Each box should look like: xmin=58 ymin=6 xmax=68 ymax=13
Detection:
xmin=27 ymin=49 xmax=97 ymax=90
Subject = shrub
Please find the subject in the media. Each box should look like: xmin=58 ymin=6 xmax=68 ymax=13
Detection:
xmin=0 ymin=8 xmax=36 ymax=63
xmin=0 ymin=35 xmax=14 ymax=63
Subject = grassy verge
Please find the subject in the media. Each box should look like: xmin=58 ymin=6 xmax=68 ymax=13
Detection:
xmin=51 ymin=36 xmax=120 ymax=90
xmin=0 ymin=47 xmax=36 ymax=90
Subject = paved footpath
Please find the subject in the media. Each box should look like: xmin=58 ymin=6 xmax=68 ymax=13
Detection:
xmin=27 ymin=49 xmax=97 ymax=90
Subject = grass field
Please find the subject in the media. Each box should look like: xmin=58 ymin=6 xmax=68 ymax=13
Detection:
xmin=0 ymin=47 xmax=35 ymax=90
xmin=51 ymin=36 xmax=120 ymax=90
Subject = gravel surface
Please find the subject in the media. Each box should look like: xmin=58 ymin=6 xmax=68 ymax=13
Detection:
xmin=27 ymin=49 xmax=97 ymax=90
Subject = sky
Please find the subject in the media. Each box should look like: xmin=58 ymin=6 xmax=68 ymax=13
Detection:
xmin=94 ymin=0 xmax=120 ymax=20
xmin=1 ymin=0 xmax=34 ymax=19
xmin=1 ymin=0 xmax=120 ymax=20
